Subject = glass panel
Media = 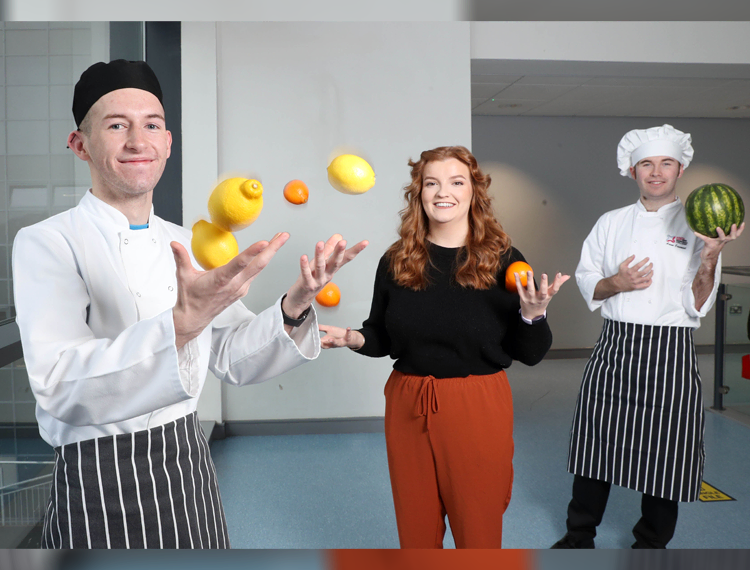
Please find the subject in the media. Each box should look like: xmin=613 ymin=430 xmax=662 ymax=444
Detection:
xmin=722 ymin=283 xmax=750 ymax=416
xmin=3 ymin=23 xmax=108 ymax=304
xmin=0 ymin=358 xmax=51 ymax=461
xmin=0 ymin=357 xmax=54 ymax=544
xmin=0 ymin=21 xmax=116 ymax=548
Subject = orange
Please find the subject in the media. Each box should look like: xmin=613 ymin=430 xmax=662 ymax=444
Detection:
xmin=315 ymin=282 xmax=341 ymax=307
xmin=283 ymin=179 xmax=309 ymax=205
xmin=505 ymin=261 xmax=532 ymax=293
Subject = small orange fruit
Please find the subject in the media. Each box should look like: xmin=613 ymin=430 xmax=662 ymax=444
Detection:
xmin=315 ymin=282 xmax=341 ymax=307
xmin=505 ymin=261 xmax=533 ymax=293
xmin=283 ymin=179 xmax=309 ymax=205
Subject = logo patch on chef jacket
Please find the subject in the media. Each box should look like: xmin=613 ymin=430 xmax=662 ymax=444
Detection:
xmin=666 ymin=235 xmax=688 ymax=249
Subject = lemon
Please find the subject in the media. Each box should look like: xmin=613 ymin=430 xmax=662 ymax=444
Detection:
xmin=208 ymin=177 xmax=264 ymax=232
xmin=191 ymin=220 xmax=239 ymax=270
xmin=327 ymin=154 xmax=376 ymax=195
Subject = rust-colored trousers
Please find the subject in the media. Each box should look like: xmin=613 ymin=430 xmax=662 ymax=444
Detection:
xmin=384 ymin=369 xmax=515 ymax=548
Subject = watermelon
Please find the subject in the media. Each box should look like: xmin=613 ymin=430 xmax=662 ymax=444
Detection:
xmin=685 ymin=183 xmax=745 ymax=238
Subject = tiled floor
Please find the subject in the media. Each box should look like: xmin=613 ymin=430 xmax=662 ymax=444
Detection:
xmin=210 ymin=356 xmax=750 ymax=549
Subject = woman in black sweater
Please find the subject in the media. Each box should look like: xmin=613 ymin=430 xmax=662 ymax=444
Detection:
xmin=319 ymin=146 xmax=568 ymax=548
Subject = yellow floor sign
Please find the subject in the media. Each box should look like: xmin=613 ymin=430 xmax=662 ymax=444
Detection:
xmin=699 ymin=481 xmax=735 ymax=502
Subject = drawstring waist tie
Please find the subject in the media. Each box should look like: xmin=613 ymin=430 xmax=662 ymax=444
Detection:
xmin=417 ymin=375 xmax=440 ymax=430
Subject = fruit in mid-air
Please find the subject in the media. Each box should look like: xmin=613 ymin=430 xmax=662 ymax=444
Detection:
xmin=685 ymin=183 xmax=745 ymax=238
xmin=283 ymin=179 xmax=309 ymax=205
xmin=315 ymin=282 xmax=341 ymax=307
xmin=327 ymin=154 xmax=376 ymax=195
xmin=208 ymin=177 xmax=264 ymax=232
xmin=191 ymin=220 xmax=239 ymax=270
xmin=505 ymin=261 xmax=533 ymax=293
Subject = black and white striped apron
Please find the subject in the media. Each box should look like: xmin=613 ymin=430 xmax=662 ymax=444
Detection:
xmin=41 ymin=412 xmax=229 ymax=548
xmin=567 ymin=320 xmax=705 ymax=502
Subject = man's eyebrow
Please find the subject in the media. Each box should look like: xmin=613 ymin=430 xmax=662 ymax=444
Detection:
xmin=101 ymin=113 xmax=166 ymax=121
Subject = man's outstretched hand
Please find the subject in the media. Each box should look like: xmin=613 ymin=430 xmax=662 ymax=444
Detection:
xmin=281 ymin=234 xmax=369 ymax=322
xmin=171 ymin=233 xmax=289 ymax=350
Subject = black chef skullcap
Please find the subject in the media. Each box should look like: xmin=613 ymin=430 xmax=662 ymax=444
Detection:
xmin=73 ymin=59 xmax=163 ymax=127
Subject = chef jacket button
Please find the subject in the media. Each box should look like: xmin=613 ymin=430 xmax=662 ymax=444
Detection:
xmin=124 ymin=238 xmax=129 ymax=245
xmin=152 ymin=239 xmax=156 ymax=243
xmin=633 ymin=239 xmax=637 ymax=243
xmin=168 ymin=286 xmax=174 ymax=291
xmin=136 ymin=292 xmax=141 ymax=297
xmin=648 ymin=300 xmax=651 ymax=304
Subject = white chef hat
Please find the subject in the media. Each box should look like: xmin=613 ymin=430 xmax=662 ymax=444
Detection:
xmin=616 ymin=124 xmax=694 ymax=178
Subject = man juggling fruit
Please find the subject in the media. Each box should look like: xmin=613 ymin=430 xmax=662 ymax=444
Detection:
xmin=552 ymin=124 xmax=744 ymax=550
xmin=12 ymin=59 xmax=367 ymax=549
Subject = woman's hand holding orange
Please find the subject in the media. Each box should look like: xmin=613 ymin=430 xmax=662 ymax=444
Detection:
xmin=515 ymin=270 xmax=570 ymax=321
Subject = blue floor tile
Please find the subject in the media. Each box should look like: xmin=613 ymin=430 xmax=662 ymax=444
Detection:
xmin=211 ymin=357 xmax=750 ymax=549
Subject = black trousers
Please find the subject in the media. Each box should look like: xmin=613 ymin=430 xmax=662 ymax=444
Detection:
xmin=566 ymin=475 xmax=679 ymax=548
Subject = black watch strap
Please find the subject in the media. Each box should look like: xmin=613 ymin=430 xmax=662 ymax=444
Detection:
xmin=281 ymin=294 xmax=311 ymax=327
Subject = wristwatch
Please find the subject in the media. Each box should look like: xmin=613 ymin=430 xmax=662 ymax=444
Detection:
xmin=281 ymin=294 xmax=311 ymax=327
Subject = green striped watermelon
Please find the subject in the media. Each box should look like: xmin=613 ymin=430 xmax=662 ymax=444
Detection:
xmin=685 ymin=183 xmax=745 ymax=238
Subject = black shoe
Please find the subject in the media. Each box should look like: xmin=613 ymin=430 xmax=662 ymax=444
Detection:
xmin=551 ymin=533 xmax=595 ymax=549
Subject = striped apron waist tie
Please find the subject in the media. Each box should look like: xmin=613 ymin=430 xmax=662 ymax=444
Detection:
xmin=416 ymin=375 xmax=440 ymax=430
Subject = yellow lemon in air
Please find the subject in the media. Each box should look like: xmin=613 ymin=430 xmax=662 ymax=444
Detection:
xmin=208 ymin=177 xmax=264 ymax=232
xmin=191 ymin=220 xmax=239 ymax=270
xmin=327 ymin=154 xmax=376 ymax=195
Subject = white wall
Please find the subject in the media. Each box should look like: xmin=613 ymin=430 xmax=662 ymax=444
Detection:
xmin=472 ymin=115 xmax=750 ymax=349
xmin=182 ymin=22 xmax=472 ymax=421
xmin=182 ymin=23 xmax=222 ymax=423
xmin=181 ymin=21 xmax=750 ymax=422
xmin=470 ymin=22 xmax=750 ymax=64
xmin=6 ymin=1 xmax=464 ymax=21
xmin=468 ymin=21 xmax=750 ymax=349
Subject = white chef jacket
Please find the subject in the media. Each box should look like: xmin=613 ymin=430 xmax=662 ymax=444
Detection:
xmin=576 ymin=198 xmax=721 ymax=328
xmin=12 ymin=190 xmax=320 ymax=448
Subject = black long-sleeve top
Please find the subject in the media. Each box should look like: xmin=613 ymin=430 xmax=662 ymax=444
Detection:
xmin=356 ymin=243 xmax=553 ymax=378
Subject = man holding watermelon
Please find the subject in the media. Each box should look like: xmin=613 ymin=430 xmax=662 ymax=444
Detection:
xmin=553 ymin=124 xmax=744 ymax=549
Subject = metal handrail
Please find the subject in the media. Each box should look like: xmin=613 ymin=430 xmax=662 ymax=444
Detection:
xmin=0 ymin=472 xmax=53 ymax=493
xmin=0 ymin=461 xmax=53 ymax=527
xmin=714 ymin=270 xmax=750 ymax=411
xmin=0 ymin=475 xmax=52 ymax=527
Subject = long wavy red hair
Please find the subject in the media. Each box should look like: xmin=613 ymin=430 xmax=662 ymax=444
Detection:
xmin=385 ymin=146 xmax=511 ymax=290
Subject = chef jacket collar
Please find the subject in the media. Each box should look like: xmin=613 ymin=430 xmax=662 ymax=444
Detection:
xmin=79 ymin=189 xmax=155 ymax=231
xmin=635 ymin=196 xmax=682 ymax=215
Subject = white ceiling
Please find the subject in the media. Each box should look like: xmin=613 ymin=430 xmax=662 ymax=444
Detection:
xmin=471 ymin=60 xmax=750 ymax=118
